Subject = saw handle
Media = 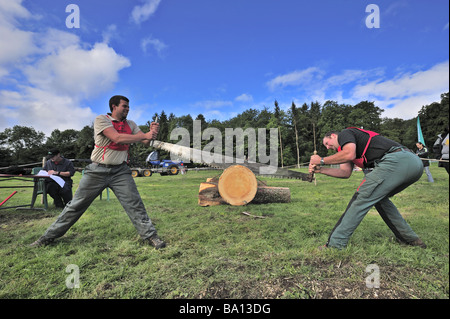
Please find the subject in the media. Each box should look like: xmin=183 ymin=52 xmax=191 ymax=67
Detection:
xmin=308 ymin=150 xmax=318 ymax=183
xmin=149 ymin=116 xmax=159 ymax=146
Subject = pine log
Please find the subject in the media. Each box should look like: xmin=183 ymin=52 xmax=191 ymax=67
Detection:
xmin=252 ymin=186 xmax=291 ymax=204
xmin=218 ymin=165 xmax=258 ymax=206
xmin=198 ymin=165 xmax=291 ymax=206
xmin=198 ymin=182 xmax=226 ymax=206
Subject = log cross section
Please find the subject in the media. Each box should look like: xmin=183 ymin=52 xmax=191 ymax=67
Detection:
xmin=198 ymin=165 xmax=291 ymax=206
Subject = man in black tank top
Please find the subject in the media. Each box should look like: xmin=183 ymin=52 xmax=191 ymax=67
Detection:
xmin=309 ymin=128 xmax=426 ymax=249
xmin=338 ymin=128 xmax=401 ymax=168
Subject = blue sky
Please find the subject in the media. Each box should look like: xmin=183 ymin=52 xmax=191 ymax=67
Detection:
xmin=0 ymin=0 xmax=448 ymax=136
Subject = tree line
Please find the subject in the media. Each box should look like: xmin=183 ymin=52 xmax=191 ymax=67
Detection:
xmin=1 ymin=92 xmax=448 ymax=168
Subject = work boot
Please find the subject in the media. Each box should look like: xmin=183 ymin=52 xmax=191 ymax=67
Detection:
xmin=396 ymin=237 xmax=427 ymax=249
xmin=30 ymin=236 xmax=54 ymax=247
xmin=407 ymin=238 xmax=427 ymax=249
xmin=143 ymin=234 xmax=166 ymax=249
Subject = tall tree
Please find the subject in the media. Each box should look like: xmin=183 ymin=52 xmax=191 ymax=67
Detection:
xmin=417 ymin=92 xmax=449 ymax=146
xmin=45 ymin=128 xmax=79 ymax=158
xmin=75 ymin=125 xmax=94 ymax=159
xmin=1 ymin=126 xmax=46 ymax=164
xmin=290 ymin=102 xmax=300 ymax=167
xmin=0 ymin=131 xmax=12 ymax=167
xmin=158 ymin=110 xmax=169 ymax=142
xmin=348 ymin=101 xmax=383 ymax=131
xmin=379 ymin=118 xmax=407 ymax=142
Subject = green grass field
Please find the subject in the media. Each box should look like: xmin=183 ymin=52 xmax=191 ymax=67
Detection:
xmin=0 ymin=164 xmax=448 ymax=299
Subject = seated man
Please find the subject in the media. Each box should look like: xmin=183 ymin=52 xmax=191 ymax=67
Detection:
xmin=44 ymin=149 xmax=75 ymax=208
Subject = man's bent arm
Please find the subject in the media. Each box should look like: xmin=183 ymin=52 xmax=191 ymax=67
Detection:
xmin=313 ymin=162 xmax=353 ymax=179
xmin=102 ymin=127 xmax=152 ymax=144
xmin=311 ymin=143 xmax=357 ymax=165
xmin=325 ymin=143 xmax=356 ymax=164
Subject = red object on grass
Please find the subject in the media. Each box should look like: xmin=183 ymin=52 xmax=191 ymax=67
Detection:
xmin=0 ymin=191 xmax=18 ymax=207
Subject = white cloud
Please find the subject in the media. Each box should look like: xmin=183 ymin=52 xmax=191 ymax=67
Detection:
xmin=192 ymin=100 xmax=233 ymax=110
xmin=0 ymin=0 xmax=36 ymax=78
xmin=0 ymin=2 xmax=132 ymax=136
xmin=384 ymin=0 xmax=408 ymax=17
xmin=0 ymin=0 xmax=31 ymax=27
xmin=0 ymin=87 xmax=96 ymax=134
xmin=351 ymin=61 xmax=449 ymax=119
xmin=102 ymin=24 xmax=118 ymax=44
xmin=325 ymin=68 xmax=385 ymax=87
xmin=130 ymin=0 xmax=162 ymax=25
xmin=203 ymin=110 xmax=236 ymax=122
xmin=376 ymin=94 xmax=441 ymax=120
xmin=0 ymin=25 xmax=34 ymax=66
xmin=141 ymin=35 xmax=168 ymax=57
xmin=35 ymin=28 xmax=80 ymax=55
xmin=24 ymin=42 xmax=131 ymax=99
xmin=265 ymin=61 xmax=449 ymax=120
xmin=267 ymin=66 xmax=384 ymax=96
xmin=266 ymin=67 xmax=324 ymax=91
xmin=235 ymin=93 xmax=253 ymax=103
xmin=187 ymin=100 xmax=238 ymax=122
xmin=352 ymin=61 xmax=449 ymax=100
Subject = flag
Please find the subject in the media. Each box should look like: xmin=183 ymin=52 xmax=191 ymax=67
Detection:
xmin=417 ymin=116 xmax=425 ymax=145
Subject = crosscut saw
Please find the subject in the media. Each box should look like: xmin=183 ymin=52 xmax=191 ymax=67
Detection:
xmin=150 ymin=140 xmax=314 ymax=182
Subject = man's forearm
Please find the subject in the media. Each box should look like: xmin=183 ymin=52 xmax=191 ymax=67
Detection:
xmin=315 ymin=166 xmax=352 ymax=178
xmin=322 ymin=150 xmax=356 ymax=165
xmin=310 ymin=144 xmax=356 ymax=166
xmin=58 ymin=171 xmax=71 ymax=177
xmin=48 ymin=170 xmax=71 ymax=177
xmin=114 ymin=132 xmax=148 ymax=144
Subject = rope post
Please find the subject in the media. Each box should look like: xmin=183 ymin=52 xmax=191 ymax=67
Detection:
xmin=312 ymin=150 xmax=317 ymax=186
xmin=312 ymin=123 xmax=318 ymax=186
xmin=41 ymin=157 xmax=46 ymax=204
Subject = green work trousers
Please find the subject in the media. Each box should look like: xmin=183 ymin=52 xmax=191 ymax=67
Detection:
xmin=43 ymin=162 xmax=157 ymax=241
xmin=327 ymin=148 xmax=423 ymax=249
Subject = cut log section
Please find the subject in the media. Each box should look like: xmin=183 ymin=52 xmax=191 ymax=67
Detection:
xmin=198 ymin=164 xmax=291 ymax=206
xmin=218 ymin=165 xmax=258 ymax=206
xmin=252 ymin=186 xmax=290 ymax=204
xmin=198 ymin=181 xmax=227 ymax=206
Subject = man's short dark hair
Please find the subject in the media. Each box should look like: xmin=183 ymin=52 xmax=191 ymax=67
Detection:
xmin=109 ymin=95 xmax=129 ymax=112
xmin=324 ymin=131 xmax=340 ymax=138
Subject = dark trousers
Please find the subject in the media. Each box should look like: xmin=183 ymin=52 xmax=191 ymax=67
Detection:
xmin=327 ymin=148 xmax=423 ymax=249
xmin=442 ymin=161 xmax=449 ymax=174
xmin=43 ymin=162 xmax=157 ymax=240
xmin=46 ymin=181 xmax=73 ymax=208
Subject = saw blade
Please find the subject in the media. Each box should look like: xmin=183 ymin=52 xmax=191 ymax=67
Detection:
xmin=151 ymin=140 xmax=313 ymax=182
